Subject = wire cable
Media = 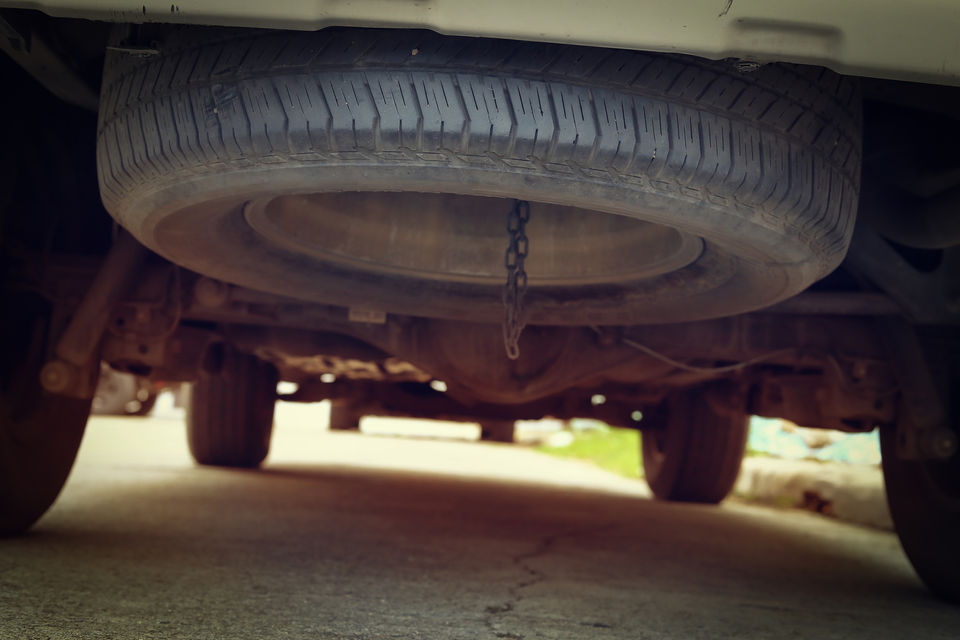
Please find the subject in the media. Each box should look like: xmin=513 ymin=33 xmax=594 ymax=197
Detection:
xmin=590 ymin=326 xmax=796 ymax=374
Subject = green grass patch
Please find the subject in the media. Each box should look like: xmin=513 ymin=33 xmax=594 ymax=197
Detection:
xmin=536 ymin=425 xmax=643 ymax=479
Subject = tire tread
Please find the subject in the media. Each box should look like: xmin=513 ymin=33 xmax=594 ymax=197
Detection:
xmin=99 ymin=27 xmax=860 ymax=274
xmin=187 ymin=347 xmax=277 ymax=468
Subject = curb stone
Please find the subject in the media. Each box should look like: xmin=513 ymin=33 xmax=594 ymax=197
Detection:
xmin=735 ymin=456 xmax=893 ymax=530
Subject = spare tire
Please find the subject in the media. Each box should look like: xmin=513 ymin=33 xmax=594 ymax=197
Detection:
xmin=97 ymin=28 xmax=861 ymax=325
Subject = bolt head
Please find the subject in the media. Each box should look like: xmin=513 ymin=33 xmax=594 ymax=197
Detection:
xmin=922 ymin=427 xmax=959 ymax=460
xmin=39 ymin=361 xmax=74 ymax=393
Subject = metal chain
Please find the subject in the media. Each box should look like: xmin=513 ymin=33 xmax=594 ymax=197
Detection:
xmin=503 ymin=200 xmax=530 ymax=360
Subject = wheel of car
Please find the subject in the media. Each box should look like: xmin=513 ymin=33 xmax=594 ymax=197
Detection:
xmin=97 ymin=28 xmax=860 ymax=326
xmin=0 ymin=291 xmax=93 ymax=535
xmin=187 ymin=344 xmax=279 ymax=468
xmin=880 ymin=419 xmax=960 ymax=602
xmin=328 ymin=402 xmax=363 ymax=431
xmin=641 ymin=388 xmax=748 ymax=504
xmin=479 ymin=420 xmax=516 ymax=443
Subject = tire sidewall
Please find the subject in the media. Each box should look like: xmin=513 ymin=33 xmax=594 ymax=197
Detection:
xmin=117 ymin=161 xmax=819 ymax=325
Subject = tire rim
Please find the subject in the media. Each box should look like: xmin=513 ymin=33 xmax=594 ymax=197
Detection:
xmin=242 ymin=192 xmax=703 ymax=287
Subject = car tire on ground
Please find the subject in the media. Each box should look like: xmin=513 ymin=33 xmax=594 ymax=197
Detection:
xmin=0 ymin=292 xmax=93 ymax=535
xmin=97 ymin=27 xmax=861 ymax=326
xmin=479 ymin=420 xmax=516 ymax=443
xmin=880 ymin=329 xmax=960 ymax=602
xmin=880 ymin=426 xmax=960 ymax=603
xmin=187 ymin=344 xmax=278 ymax=468
xmin=328 ymin=402 xmax=363 ymax=431
xmin=641 ymin=388 xmax=748 ymax=504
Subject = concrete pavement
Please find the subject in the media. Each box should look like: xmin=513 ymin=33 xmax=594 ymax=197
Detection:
xmin=1 ymin=407 xmax=958 ymax=639
xmin=736 ymin=457 xmax=892 ymax=530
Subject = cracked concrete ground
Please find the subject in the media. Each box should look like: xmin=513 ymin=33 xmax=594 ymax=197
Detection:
xmin=2 ymin=407 xmax=959 ymax=639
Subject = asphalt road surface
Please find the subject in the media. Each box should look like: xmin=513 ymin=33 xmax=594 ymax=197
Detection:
xmin=2 ymin=403 xmax=959 ymax=639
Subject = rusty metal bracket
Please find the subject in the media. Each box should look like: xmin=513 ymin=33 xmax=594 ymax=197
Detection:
xmin=99 ymin=263 xmax=183 ymax=371
xmin=39 ymin=232 xmax=150 ymax=398
xmin=284 ymin=377 xmax=646 ymax=428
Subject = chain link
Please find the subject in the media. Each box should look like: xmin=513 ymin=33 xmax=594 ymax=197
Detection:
xmin=503 ymin=200 xmax=530 ymax=360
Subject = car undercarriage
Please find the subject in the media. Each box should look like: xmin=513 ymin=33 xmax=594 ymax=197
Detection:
xmin=1 ymin=7 xmax=959 ymax=602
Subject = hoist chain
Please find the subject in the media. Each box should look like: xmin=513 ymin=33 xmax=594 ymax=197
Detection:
xmin=502 ymin=200 xmax=530 ymax=360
